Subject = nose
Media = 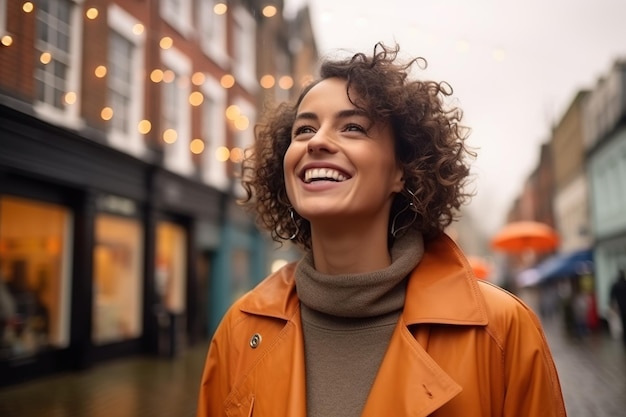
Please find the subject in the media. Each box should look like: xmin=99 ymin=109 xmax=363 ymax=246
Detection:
xmin=306 ymin=129 xmax=337 ymax=154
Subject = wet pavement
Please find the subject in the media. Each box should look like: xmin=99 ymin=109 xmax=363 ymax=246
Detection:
xmin=0 ymin=342 xmax=209 ymax=417
xmin=0 ymin=317 xmax=625 ymax=417
xmin=542 ymin=316 xmax=626 ymax=417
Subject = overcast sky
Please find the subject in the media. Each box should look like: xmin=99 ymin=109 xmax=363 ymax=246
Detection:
xmin=284 ymin=0 xmax=626 ymax=235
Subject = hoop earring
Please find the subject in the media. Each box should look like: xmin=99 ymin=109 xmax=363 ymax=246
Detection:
xmin=276 ymin=207 xmax=300 ymax=240
xmin=390 ymin=188 xmax=418 ymax=238
xmin=288 ymin=208 xmax=300 ymax=240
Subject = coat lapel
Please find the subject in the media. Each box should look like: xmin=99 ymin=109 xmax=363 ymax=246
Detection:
xmin=361 ymin=319 xmax=462 ymax=417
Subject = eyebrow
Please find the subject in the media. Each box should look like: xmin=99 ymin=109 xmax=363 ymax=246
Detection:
xmin=294 ymin=108 xmax=370 ymax=122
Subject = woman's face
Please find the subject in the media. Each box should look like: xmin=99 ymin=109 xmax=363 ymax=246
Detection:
xmin=283 ymin=77 xmax=404 ymax=227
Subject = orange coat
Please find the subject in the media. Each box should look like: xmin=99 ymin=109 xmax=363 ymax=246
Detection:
xmin=197 ymin=234 xmax=566 ymax=417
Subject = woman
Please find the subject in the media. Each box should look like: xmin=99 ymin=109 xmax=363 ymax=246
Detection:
xmin=197 ymin=43 xmax=566 ymax=417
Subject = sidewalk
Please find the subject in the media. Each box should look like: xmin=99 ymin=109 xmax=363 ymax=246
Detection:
xmin=542 ymin=315 xmax=626 ymax=417
xmin=0 ymin=318 xmax=624 ymax=417
xmin=0 ymin=342 xmax=209 ymax=417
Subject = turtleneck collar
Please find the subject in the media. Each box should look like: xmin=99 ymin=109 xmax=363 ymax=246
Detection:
xmin=294 ymin=230 xmax=425 ymax=318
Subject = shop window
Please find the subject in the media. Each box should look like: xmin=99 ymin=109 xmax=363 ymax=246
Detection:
xmin=92 ymin=215 xmax=143 ymax=344
xmin=0 ymin=196 xmax=72 ymax=360
xmin=155 ymin=222 xmax=187 ymax=313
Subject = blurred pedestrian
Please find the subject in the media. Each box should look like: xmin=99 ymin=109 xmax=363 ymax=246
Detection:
xmin=610 ymin=269 xmax=626 ymax=344
xmin=196 ymin=43 xmax=566 ymax=417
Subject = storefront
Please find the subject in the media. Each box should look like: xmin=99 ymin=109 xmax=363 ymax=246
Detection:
xmin=0 ymin=104 xmax=223 ymax=386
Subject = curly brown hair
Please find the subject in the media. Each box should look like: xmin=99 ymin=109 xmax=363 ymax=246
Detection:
xmin=241 ymin=42 xmax=475 ymax=250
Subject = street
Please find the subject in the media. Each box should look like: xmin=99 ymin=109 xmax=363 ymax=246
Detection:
xmin=0 ymin=316 xmax=624 ymax=417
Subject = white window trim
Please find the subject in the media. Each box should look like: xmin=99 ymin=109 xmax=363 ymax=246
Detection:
xmin=161 ymin=47 xmax=192 ymax=176
xmin=0 ymin=0 xmax=7 ymax=37
xmin=197 ymin=0 xmax=229 ymax=67
xmin=106 ymin=4 xmax=146 ymax=158
xmin=200 ymin=75 xmax=228 ymax=190
xmin=34 ymin=0 xmax=85 ymax=131
xmin=160 ymin=0 xmax=192 ymax=37
xmin=232 ymin=6 xmax=257 ymax=92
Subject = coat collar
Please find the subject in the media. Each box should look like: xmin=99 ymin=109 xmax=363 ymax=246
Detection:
xmin=239 ymin=233 xmax=488 ymax=326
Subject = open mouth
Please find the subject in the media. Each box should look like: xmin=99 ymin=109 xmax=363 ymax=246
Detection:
xmin=302 ymin=167 xmax=350 ymax=184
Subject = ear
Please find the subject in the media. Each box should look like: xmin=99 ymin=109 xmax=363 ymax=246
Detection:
xmin=391 ymin=164 xmax=405 ymax=194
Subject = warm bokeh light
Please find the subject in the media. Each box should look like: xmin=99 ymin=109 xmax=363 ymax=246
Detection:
xmin=278 ymin=75 xmax=294 ymax=90
xmin=1 ymin=35 xmax=13 ymax=47
xmin=262 ymin=5 xmax=277 ymax=17
xmin=189 ymin=91 xmax=204 ymax=106
xmin=163 ymin=70 xmax=175 ymax=83
xmin=138 ymin=120 xmax=151 ymax=134
xmin=64 ymin=91 xmax=77 ymax=105
xmin=300 ymin=74 xmax=314 ymax=87
xmin=220 ymin=74 xmax=235 ymax=88
xmin=190 ymin=139 xmax=205 ymax=154
xmin=132 ymin=24 xmax=144 ymax=35
xmin=230 ymin=147 xmax=244 ymax=163
xmin=234 ymin=116 xmax=249 ymax=131
xmin=493 ymin=48 xmax=506 ymax=62
xmin=191 ymin=72 xmax=205 ymax=86
xmin=456 ymin=39 xmax=470 ymax=53
xmin=94 ymin=65 xmax=107 ymax=78
xmin=159 ymin=36 xmax=173 ymax=49
xmin=40 ymin=52 xmax=52 ymax=64
xmin=86 ymin=7 xmax=99 ymax=20
xmin=225 ymin=105 xmax=240 ymax=120
xmin=162 ymin=129 xmax=178 ymax=144
xmin=150 ymin=69 xmax=164 ymax=83
xmin=215 ymin=146 xmax=230 ymax=162
xmin=214 ymin=3 xmax=227 ymax=15
xmin=22 ymin=2 xmax=34 ymax=13
xmin=101 ymin=107 xmax=113 ymax=121
xmin=260 ymin=74 xmax=275 ymax=89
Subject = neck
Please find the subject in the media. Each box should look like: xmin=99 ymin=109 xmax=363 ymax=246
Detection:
xmin=309 ymin=217 xmax=391 ymax=274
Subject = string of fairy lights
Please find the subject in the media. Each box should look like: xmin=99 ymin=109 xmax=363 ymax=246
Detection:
xmin=1 ymin=1 xmax=304 ymax=162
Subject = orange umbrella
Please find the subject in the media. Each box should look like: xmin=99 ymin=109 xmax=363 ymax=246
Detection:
xmin=491 ymin=221 xmax=559 ymax=253
xmin=466 ymin=255 xmax=491 ymax=279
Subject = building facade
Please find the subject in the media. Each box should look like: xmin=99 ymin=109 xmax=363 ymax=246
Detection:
xmin=551 ymin=91 xmax=592 ymax=253
xmin=584 ymin=60 xmax=626 ymax=318
xmin=0 ymin=0 xmax=317 ymax=386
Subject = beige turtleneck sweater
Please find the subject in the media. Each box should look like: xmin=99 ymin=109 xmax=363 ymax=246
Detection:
xmin=294 ymin=231 xmax=425 ymax=417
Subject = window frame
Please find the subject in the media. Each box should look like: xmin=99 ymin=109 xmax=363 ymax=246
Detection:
xmin=33 ymin=0 xmax=84 ymax=130
xmin=232 ymin=6 xmax=257 ymax=92
xmin=200 ymin=75 xmax=228 ymax=190
xmin=197 ymin=0 xmax=228 ymax=67
xmin=161 ymin=47 xmax=192 ymax=175
xmin=106 ymin=4 xmax=146 ymax=157
xmin=160 ymin=0 xmax=192 ymax=37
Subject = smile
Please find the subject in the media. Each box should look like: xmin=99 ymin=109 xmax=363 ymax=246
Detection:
xmin=303 ymin=168 xmax=349 ymax=183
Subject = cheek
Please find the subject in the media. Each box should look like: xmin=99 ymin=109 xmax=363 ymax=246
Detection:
xmin=283 ymin=146 xmax=297 ymax=193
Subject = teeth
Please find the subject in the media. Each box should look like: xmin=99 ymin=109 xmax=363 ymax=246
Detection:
xmin=304 ymin=168 xmax=348 ymax=183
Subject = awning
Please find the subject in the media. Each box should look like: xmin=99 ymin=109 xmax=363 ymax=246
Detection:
xmin=516 ymin=248 xmax=593 ymax=287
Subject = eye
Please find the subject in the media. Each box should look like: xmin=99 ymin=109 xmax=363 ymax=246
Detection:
xmin=344 ymin=123 xmax=366 ymax=133
xmin=293 ymin=125 xmax=316 ymax=138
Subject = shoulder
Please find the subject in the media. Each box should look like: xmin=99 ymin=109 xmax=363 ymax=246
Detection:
xmin=214 ymin=262 xmax=299 ymax=335
xmin=476 ymin=280 xmax=546 ymax=349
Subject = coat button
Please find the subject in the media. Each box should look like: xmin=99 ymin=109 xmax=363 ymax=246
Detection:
xmin=249 ymin=333 xmax=262 ymax=348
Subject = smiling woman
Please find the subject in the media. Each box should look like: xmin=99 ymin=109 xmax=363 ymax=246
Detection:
xmin=196 ymin=43 xmax=567 ymax=417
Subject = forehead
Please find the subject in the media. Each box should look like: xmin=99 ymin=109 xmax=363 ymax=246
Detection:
xmin=297 ymin=78 xmax=356 ymax=110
